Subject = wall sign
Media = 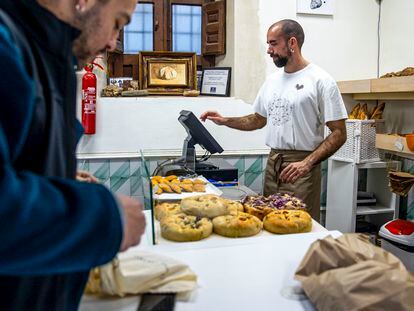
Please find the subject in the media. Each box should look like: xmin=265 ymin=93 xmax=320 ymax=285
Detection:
xmin=297 ymin=0 xmax=335 ymax=16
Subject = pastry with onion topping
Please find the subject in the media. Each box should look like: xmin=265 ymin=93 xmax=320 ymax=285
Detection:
xmin=242 ymin=193 xmax=306 ymax=220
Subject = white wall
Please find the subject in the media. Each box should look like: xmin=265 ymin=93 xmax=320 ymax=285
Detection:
xmin=77 ymin=97 xmax=268 ymax=157
xmin=379 ymin=0 xmax=414 ymax=134
xmin=217 ymin=0 xmax=380 ymax=103
xmin=228 ymin=0 xmax=268 ymax=104
xmin=380 ymin=0 xmax=414 ymax=76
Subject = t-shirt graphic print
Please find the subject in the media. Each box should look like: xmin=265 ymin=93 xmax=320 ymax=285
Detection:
xmin=268 ymin=95 xmax=293 ymax=127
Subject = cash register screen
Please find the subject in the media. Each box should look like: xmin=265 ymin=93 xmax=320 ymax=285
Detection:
xmin=178 ymin=110 xmax=224 ymax=154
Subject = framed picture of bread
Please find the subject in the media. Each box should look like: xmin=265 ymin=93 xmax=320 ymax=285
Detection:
xmin=138 ymin=51 xmax=197 ymax=95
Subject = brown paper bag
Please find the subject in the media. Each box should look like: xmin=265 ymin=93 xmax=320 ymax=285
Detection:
xmin=295 ymin=234 xmax=414 ymax=311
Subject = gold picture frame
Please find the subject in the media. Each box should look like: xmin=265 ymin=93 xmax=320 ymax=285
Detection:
xmin=138 ymin=52 xmax=197 ymax=95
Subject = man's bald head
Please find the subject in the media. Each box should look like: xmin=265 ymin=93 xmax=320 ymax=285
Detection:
xmin=269 ymin=19 xmax=305 ymax=49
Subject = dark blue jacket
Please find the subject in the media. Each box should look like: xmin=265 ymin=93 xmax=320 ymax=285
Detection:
xmin=0 ymin=1 xmax=123 ymax=310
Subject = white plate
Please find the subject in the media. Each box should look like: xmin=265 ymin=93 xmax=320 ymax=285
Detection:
xmin=153 ymin=176 xmax=222 ymax=200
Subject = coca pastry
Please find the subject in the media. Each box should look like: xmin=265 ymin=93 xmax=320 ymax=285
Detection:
xmin=212 ymin=212 xmax=262 ymax=238
xmin=263 ymin=210 xmax=312 ymax=234
xmin=154 ymin=202 xmax=182 ymax=221
xmin=223 ymin=199 xmax=244 ymax=215
xmin=160 ymin=214 xmax=213 ymax=242
xmin=242 ymin=193 xmax=306 ymax=220
xmin=181 ymin=194 xmax=235 ymax=218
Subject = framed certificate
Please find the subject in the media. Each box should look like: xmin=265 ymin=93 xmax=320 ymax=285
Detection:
xmin=200 ymin=67 xmax=231 ymax=97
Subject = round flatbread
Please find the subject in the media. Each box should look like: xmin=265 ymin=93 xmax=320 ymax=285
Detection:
xmin=224 ymin=199 xmax=244 ymax=215
xmin=180 ymin=194 xmax=230 ymax=218
xmin=160 ymin=214 xmax=213 ymax=242
xmin=243 ymin=193 xmax=306 ymax=220
xmin=243 ymin=203 xmax=273 ymax=221
xmin=154 ymin=202 xmax=182 ymax=221
xmin=212 ymin=212 xmax=262 ymax=238
xmin=263 ymin=210 xmax=312 ymax=234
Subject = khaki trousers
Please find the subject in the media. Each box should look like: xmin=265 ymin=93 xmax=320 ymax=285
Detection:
xmin=263 ymin=149 xmax=321 ymax=222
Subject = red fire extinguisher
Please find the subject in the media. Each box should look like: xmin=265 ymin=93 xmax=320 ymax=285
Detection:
xmin=82 ymin=64 xmax=97 ymax=134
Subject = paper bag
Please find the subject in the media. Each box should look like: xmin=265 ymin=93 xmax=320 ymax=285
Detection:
xmin=85 ymin=250 xmax=197 ymax=299
xmin=295 ymin=234 xmax=414 ymax=311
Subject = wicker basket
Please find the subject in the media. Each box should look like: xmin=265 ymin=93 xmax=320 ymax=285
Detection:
xmin=327 ymin=119 xmax=385 ymax=163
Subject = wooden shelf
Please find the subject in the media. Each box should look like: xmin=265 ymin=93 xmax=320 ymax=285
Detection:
xmin=337 ymin=79 xmax=370 ymax=94
xmin=356 ymin=160 xmax=401 ymax=170
xmin=376 ymin=134 xmax=414 ymax=160
xmin=371 ymin=76 xmax=414 ymax=92
xmin=352 ymin=92 xmax=414 ymax=101
xmin=356 ymin=205 xmax=395 ymax=216
xmin=337 ymin=76 xmax=414 ymax=100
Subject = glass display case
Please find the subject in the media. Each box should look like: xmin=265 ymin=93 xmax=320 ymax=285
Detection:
xmin=139 ymin=150 xmax=155 ymax=244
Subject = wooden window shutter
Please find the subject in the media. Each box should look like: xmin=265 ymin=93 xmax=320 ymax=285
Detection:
xmin=202 ymin=0 xmax=226 ymax=55
xmin=122 ymin=54 xmax=139 ymax=80
xmin=107 ymin=29 xmax=124 ymax=77
xmin=114 ymin=29 xmax=124 ymax=54
xmin=107 ymin=53 xmax=140 ymax=79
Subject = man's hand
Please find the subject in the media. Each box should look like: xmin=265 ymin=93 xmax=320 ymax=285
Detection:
xmin=76 ymin=170 xmax=99 ymax=183
xmin=117 ymin=194 xmax=146 ymax=252
xmin=280 ymin=160 xmax=312 ymax=184
xmin=200 ymin=110 xmax=228 ymax=125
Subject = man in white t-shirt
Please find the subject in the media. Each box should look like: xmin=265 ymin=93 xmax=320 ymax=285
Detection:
xmin=200 ymin=19 xmax=347 ymax=221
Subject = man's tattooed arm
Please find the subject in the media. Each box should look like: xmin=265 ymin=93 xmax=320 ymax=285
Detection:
xmin=225 ymin=113 xmax=267 ymax=131
xmin=304 ymin=119 xmax=347 ymax=167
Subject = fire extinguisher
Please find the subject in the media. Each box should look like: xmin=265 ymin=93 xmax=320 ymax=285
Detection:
xmin=82 ymin=63 xmax=97 ymax=135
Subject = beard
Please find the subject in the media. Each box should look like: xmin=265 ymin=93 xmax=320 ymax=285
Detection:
xmin=72 ymin=5 xmax=105 ymax=67
xmin=272 ymin=48 xmax=292 ymax=68
xmin=273 ymin=56 xmax=288 ymax=68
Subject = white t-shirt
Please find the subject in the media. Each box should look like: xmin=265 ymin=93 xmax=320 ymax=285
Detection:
xmin=253 ymin=63 xmax=347 ymax=151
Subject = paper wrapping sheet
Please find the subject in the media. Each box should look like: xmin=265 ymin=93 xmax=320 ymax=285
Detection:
xmin=85 ymin=251 xmax=197 ymax=300
xmin=295 ymin=234 xmax=414 ymax=311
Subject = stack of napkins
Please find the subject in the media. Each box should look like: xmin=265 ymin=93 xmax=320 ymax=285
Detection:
xmin=85 ymin=251 xmax=197 ymax=300
xmin=388 ymin=171 xmax=414 ymax=196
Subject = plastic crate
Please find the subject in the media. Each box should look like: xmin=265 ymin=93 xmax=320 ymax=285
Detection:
xmin=327 ymin=119 xmax=384 ymax=163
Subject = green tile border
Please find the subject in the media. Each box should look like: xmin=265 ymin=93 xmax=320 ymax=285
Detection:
xmin=110 ymin=177 xmax=129 ymax=193
xmin=234 ymin=157 xmax=245 ymax=179
xmin=93 ymin=160 xmax=110 ymax=183
xmin=244 ymin=171 xmax=262 ymax=188
xmin=112 ymin=161 xmax=130 ymax=178
xmin=245 ymin=157 xmax=263 ymax=173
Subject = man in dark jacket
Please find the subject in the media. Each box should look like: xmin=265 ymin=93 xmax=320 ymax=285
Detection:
xmin=0 ymin=0 xmax=144 ymax=310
